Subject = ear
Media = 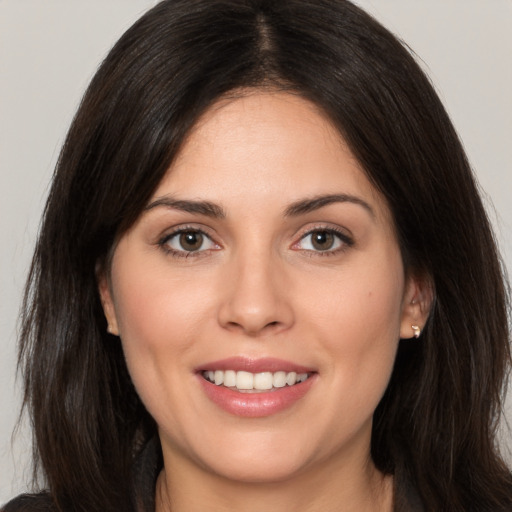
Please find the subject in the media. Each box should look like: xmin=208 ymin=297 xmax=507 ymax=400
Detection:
xmin=96 ymin=264 xmax=120 ymax=336
xmin=399 ymin=272 xmax=433 ymax=340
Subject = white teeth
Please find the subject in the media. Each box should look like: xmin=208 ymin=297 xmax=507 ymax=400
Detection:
xmin=202 ymin=370 xmax=310 ymax=391
xmin=224 ymin=370 xmax=236 ymax=387
xmin=273 ymin=371 xmax=287 ymax=388
xmin=214 ymin=370 xmax=224 ymax=386
xmin=286 ymin=372 xmax=297 ymax=386
xmin=253 ymin=372 xmax=273 ymax=390
xmin=236 ymin=371 xmax=253 ymax=390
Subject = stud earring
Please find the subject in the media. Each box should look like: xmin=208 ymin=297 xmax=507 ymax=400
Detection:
xmin=107 ymin=324 xmax=117 ymax=335
xmin=411 ymin=325 xmax=421 ymax=339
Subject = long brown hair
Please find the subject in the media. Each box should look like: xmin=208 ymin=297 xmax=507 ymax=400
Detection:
xmin=12 ymin=1 xmax=512 ymax=510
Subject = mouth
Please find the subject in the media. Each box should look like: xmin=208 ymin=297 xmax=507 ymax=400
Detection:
xmin=197 ymin=357 xmax=317 ymax=417
xmin=201 ymin=370 xmax=311 ymax=393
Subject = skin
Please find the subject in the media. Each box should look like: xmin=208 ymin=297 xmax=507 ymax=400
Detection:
xmin=99 ymin=91 xmax=431 ymax=512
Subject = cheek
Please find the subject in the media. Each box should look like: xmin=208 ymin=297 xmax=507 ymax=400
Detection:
xmin=112 ymin=258 xmax=212 ymax=349
xmin=109 ymin=255 xmax=217 ymax=407
xmin=304 ymin=250 xmax=404 ymax=411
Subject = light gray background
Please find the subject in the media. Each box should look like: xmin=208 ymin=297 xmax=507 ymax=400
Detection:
xmin=1 ymin=0 xmax=511 ymax=502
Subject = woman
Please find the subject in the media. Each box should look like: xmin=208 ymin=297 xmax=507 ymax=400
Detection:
xmin=3 ymin=0 xmax=511 ymax=510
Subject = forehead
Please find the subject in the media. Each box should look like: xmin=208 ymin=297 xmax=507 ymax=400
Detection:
xmin=151 ymin=90 xmax=391 ymax=224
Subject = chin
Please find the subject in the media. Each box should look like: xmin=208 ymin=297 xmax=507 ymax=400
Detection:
xmin=177 ymin=429 xmax=310 ymax=484
xmin=206 ymin=455 xmax=310 ymax=485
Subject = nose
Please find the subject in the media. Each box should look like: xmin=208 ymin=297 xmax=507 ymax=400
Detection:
xmin=217 ymin=250 xmax=294 ymax=337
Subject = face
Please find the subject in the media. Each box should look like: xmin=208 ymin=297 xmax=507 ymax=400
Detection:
xmin=100 ymin=91 xmax=426 ymax=483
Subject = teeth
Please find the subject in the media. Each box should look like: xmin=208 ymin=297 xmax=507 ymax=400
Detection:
xmin=286 ymin=371 xmax=297 ymax=386
xmin=273 ymin=371 xmax=287 ymax=388
xmin=224 ymin=370 xmax=236 ymax=387
xmin=236 ymin=371 xmax=253 ymax=390
xmin=202 ymin=370 xmax=310 ymax=391
xmin=214 ymin=370 xmax=223 ymax=385
xmin=253 ymin=372 xmax=273 ymax=390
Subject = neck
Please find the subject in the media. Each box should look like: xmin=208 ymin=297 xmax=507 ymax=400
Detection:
xmin=155 ymin=447 xmax=393 ymax=512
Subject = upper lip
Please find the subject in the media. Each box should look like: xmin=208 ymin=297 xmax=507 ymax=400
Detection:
xmin=196 ymin=356 xmax=315 ymax=374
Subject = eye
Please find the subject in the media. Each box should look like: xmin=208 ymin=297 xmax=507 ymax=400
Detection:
xmin=295 ymin=228 xmax=352 ymax=253
xmin=161 ymin=229 xmax=218 ymax=256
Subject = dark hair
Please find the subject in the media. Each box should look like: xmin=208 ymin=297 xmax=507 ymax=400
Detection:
xmin=13 ymin=0 xmax=511 ymax=510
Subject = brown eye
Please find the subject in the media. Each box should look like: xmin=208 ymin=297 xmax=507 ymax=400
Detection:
xmin=295 ymin=228 xmax=350 ymax=254
xmin=310 ymin=231 xmax=335 ymax=251
xmin=162 ymin=229 xmax=217 ymax=255
xmin=179 ymin=231 xmax=203 ymax=251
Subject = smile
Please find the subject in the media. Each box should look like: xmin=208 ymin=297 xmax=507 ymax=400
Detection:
xmin=197 ymin=358 xmax=317 ymax=417
xmin=202 ymin=370 xmax=310 ymax=392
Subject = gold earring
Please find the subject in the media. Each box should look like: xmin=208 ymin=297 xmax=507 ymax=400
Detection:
xmin=411 ymin=325 xmax=421 ymax=339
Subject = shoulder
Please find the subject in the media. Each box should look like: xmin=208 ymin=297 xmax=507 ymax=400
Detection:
xmin=1 ymin=492 xmax=55 ymax=512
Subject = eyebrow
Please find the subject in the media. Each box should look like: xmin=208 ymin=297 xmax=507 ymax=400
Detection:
xmin=144 ymin=193 xmax=374 ymax=220
xmin=284 ymin=194 xmax=375 ymax=218
xmin=144 ymin=197 xmax=226 ymax=218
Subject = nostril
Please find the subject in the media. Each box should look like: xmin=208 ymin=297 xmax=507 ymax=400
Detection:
xmin=224 ymin=319 xmax=284 ymax=336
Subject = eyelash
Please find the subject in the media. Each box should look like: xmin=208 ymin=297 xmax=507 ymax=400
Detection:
xmin=157 ymin=225 xmax=354 ymax=259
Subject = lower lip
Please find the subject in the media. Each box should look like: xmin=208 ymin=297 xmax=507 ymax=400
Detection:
xmin=198 ymin=374 xmax=316 ymax=418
